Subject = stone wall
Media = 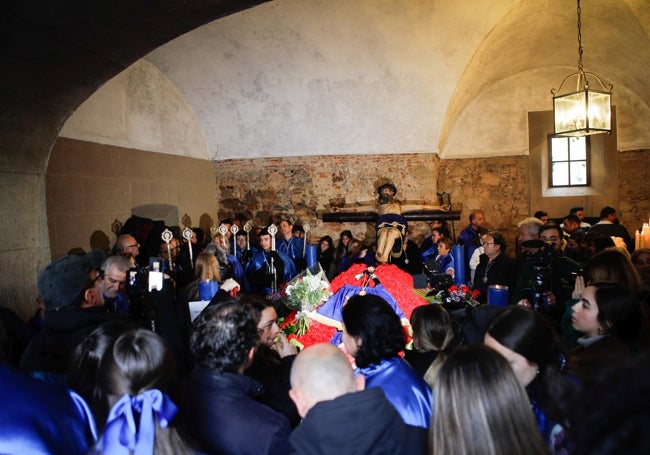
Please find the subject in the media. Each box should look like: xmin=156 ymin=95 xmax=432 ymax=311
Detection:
xmin=215 ymin=153 xmax=439 ymax=246
xmin=216 ymin=151 xmax=650 ymax=253
xmin=437 ymin=156 xmax=530 ymax=251
xmin=619 ymin=149 xmax=650 ymax=232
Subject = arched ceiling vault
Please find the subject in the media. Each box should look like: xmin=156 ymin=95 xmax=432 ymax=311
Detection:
xmin=18 ymin=0 xmax=649 ymax=164
xmin=129 ymin=0 xmax=650 ymax=161
xmin=439 ymin=0 xmax=650 ymax=157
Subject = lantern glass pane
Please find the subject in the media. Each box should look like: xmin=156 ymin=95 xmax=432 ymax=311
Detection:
xmin=554 ymin=91 xmax=587 ymax=134
xmin=588 ymin=91 xmax=611 ymax=130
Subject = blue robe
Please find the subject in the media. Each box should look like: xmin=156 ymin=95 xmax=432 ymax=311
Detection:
xmin=436 ymin=253 xmax=454 ymax=277
xmin=245 ymin=250 xmax=297 ymax=295
xmin=315 ymin=284 xmax=406 ymax=335
xmin=420 ymin=244 xmax=438 ymax=265
xmin=356 ymin=357 xmax=432 ymax=428
xmin=277 ymin=236 xmax=305 ymax=265
xmin=227 ymin=253 xmax=249 ymax=292
xmin=0 ymin=363 xmax=96 ymax=454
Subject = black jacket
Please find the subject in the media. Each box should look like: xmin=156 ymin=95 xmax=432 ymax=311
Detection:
xmin=473 ymin=253 xmax=518 ymax=304
xmin=20 ymin=306 xmax=121 ymax=381
xmin=245 ymin=345 xmax=300 ymax=427
xmin=289 ymin=387 xmax=427 ymax=455
xmin=183 ymin=367 xmax=292 ymax=455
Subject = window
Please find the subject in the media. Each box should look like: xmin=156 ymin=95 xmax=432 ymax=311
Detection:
xmin=548 ymin=136 xmax=590 ymax=187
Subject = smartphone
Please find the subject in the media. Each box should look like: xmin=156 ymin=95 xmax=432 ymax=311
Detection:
xmin=148 ymin=257 xmax=164 ymax=291
xmin=128 ymin=268 xmax=138 ymax=287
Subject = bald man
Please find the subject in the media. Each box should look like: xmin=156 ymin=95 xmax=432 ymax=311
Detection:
xmin=288 ymin=344 xmax=426 ymax=455
xmin=114 ymin=234 xmax=140 ymax=266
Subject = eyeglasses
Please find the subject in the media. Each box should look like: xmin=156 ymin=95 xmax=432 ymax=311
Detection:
xmin=481 ymin=242 xmax=495 ymax=246
xmin=69 ymin=269 xmax=104 ymax=309
xmin=125 ymin=243 xmax=139 ymax=249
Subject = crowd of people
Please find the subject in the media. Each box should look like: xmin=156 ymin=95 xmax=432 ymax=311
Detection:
xmin=1 ymin=200 xmax=649 ymax=454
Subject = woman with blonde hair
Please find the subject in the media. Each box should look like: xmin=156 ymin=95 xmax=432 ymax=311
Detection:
xmin=183 ymin=252 xmax=221 ymax=302
xmin=430 ymin=345 xmax=549 ymax=455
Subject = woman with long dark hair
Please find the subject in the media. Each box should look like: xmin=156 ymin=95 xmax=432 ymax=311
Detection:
xmin=568 ymin=282 xmax=643 ymax=380
xmin=329 ymin=230 xmax=352 ymax=279
xmin=243 ymin=295 xmax=300 ymax=428
xmin=404 ymin=304 xmax=455 ymax=387
xmin=341 ymin=293 xmax=431 ymax=428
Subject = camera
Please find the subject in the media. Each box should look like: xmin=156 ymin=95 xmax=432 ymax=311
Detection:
xmin=520 ymin=240 xmax=556 ymax=312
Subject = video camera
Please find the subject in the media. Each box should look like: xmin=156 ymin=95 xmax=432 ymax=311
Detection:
xmin=520 ymin=240 xmax=556 ymax=312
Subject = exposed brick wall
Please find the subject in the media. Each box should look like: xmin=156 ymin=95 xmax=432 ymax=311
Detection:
xmin=215 ymin=153 xmax=534 ymax=250
xmin=437 ymin=156 xmax=530 ymax=251
xmin=215 ymin=153 xmax=440 ymax=245
xmin=619 ymin=149 xmax=650 ymax=233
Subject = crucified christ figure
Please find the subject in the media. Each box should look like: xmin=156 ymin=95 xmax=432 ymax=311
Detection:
xmin=331 ymin=182 xmax=449 ymax=263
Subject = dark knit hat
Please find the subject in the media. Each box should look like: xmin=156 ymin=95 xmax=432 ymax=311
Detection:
xmin=38 ymin=250 xmax=106 ymax=311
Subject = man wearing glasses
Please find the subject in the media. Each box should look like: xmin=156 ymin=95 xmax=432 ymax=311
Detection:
xmin=114 ymin=234 xmax=140 ymax=267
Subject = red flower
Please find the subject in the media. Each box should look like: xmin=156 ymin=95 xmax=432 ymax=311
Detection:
xmin=460 ymin=285 xmax=469 ymax=293
xmin=449 ymin=285 xmax=459 ymax=292
xmin=471 ymin=289 xmax=481 ymax=298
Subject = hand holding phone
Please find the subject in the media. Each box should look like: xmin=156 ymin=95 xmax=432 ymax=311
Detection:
xmin=148 ymin=257 xmax=164 ymax=291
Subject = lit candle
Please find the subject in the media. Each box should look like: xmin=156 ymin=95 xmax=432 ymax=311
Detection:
xmin=642 ymin=220 xmax=650 ymax=249
xmin=636 ymin=230 xmax=641 ymax=250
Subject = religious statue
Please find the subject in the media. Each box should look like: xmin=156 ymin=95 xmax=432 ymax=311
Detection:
xmin=331 ymin=181 xmax=448 ymax=263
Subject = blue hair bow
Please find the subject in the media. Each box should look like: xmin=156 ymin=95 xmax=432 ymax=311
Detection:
xmin=102 ymin=389 xmax=178 ymax=455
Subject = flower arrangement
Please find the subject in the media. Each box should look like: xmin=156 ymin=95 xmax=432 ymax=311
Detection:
xmin=284 ymin=265 xmax=332 ymax=336
xmin=430 ymin=284 xmax=480 ymax=307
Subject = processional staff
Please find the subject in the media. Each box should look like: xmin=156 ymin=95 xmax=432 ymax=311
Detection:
xmin=182 ymin=227 xmax=194 ymax=268
xmin=302 ymin=222 xmax=310 ymax=257
xmin=243 ymin=222 xmax=252 ymax=251
xmin=230 ymin=224 xmax=239 ymax=256
xmin=218 ymin=223 xmax=229 ymax=249
xmin=161 ymin=228 xmax=174 ymax=269
xmin=268 ymin=224 xmax=278 ymax=295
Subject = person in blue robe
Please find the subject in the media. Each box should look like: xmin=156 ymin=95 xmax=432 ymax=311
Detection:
xmin=245 ymin=227 xmax=298 ymax=296
xmin=340 ymin=293 xmax=432 ymax=428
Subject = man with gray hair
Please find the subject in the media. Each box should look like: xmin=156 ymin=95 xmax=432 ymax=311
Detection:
xmin=99 ymin=255 xmax=131 ymax=315
xmin=288 ymin=343 xmax=426 ymax=454
xmin=517 ymin=216 xmax=544 ymax=251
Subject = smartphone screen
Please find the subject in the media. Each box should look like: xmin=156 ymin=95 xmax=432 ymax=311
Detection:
xmin=148 ymin=257 xmax=164 ymax=291
xmin=128 ymin=269 xmax=138 ymax=287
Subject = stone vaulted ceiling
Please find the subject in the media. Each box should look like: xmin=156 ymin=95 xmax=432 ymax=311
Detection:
xmin=3 ymin=0 xmax=650 ymax=168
